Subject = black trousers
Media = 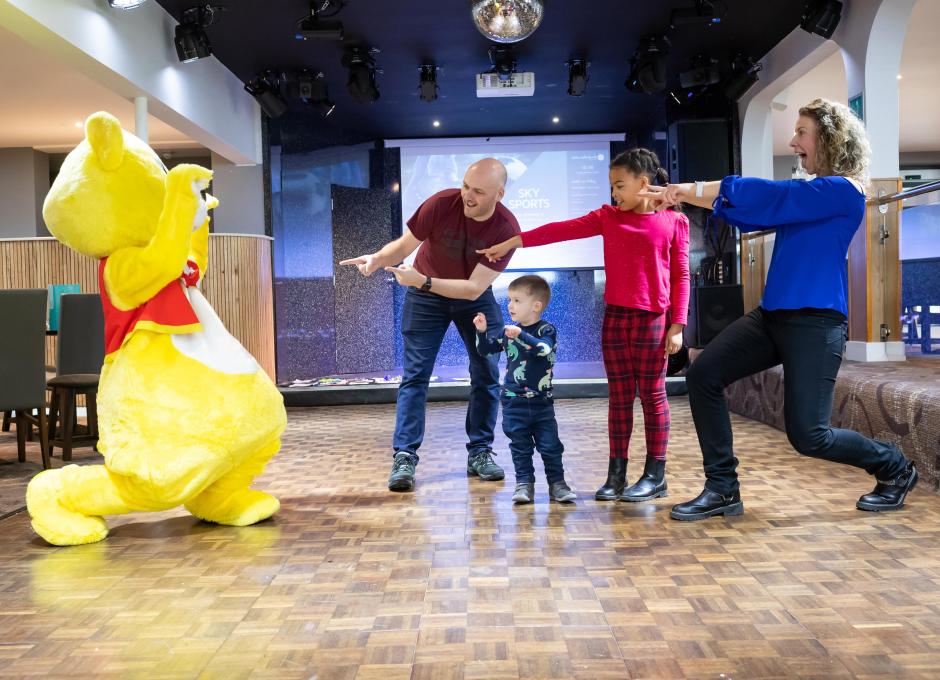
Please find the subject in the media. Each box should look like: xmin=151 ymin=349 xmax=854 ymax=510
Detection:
xmin=686 ymin=306 xmax=908 ymax=496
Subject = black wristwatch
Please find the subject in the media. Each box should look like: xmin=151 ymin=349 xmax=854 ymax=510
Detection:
xmin=420 ymin=275 xmax=432 ymax=292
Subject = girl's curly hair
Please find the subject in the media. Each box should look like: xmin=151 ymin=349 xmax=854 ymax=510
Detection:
xmin=798 ymin=98 xmax=871 ymax=185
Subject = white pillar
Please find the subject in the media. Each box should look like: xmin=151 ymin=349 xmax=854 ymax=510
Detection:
xmin=835 ymin=0 xmax=917 ymax=178
xmin=134 ymin=95 xmax=148 ymax=143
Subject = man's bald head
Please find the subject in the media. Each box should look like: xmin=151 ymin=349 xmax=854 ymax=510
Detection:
xmin=461 ymin=158 xmax=508 ymax=222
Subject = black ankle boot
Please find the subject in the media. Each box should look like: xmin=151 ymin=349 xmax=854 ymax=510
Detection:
xmin=619 ymin=456 xmax=667 ymax=502
xmin=857 ymin=461 xmax=918 ymax=511
xmin=595 ymin=458 xmax=627 ymax=500
xmin=669 ymin=488 xmax=743 ymax=521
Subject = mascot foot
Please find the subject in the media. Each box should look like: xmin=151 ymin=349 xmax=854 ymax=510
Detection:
xmin=26 ymin=469 xmax=109 ymax=546
xmin=185 ymin=489 xmax=280 ymax=527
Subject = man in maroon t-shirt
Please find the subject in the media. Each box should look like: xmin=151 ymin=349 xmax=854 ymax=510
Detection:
xmin=341 ymin=158 xmax=521 ymax=492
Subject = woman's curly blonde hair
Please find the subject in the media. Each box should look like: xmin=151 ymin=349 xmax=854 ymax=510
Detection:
xmin=798 ymin=98 xmax=871 ymax=185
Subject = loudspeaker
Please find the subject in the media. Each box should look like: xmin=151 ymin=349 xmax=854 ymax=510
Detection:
xmin=667 ymin=118 xmax=732 ymax=183
xmin=685 ymin=284 xmax=744 ymax=348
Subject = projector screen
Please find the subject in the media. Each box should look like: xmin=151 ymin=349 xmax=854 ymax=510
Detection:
xmin=387 ymin=134 xmax=623 ymax=270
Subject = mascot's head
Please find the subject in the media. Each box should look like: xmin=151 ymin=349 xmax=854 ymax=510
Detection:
xmin=43 ymin=111 xmax=168 ymax=259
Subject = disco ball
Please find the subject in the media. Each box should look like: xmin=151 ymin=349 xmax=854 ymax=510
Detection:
xmin=470 ymin=0 xmax=545 ymax=44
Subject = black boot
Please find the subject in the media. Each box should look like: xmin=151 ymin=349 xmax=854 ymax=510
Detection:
xmin=669 ymin=488 xmax=743 ymax=521
xmin=595 ymin=458 xmax=627 ymax=501
xmin=857 ymin=461 xmax=918 ymax=511
xmin=619 ymin=456 xmax=667 ymax=502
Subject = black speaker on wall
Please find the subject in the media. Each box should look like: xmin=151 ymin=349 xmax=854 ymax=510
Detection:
xmin=667 ymin=118 xmax=732 ymax=184
xmin=685 ymin=284 xmax=744 ymax=348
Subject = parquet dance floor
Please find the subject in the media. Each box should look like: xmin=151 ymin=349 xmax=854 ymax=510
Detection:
xmin=1 ymin=397 xmax=939 ymax=679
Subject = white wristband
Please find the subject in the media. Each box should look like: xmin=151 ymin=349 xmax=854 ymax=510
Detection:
xmin=695 ymin=181 xmax=705 ymax=198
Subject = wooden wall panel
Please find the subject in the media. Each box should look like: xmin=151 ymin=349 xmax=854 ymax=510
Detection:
xmin=0 ymin=235 xmax=275 ymax=379
xmin=740 ymin=233 xmax=767 ymax=313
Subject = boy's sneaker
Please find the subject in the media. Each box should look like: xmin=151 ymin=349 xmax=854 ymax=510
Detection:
xmin=550 ymin=481 xmax=577 ymax=503
xmin=512 ymin=482 xmax=535 ymax=504
xmin=388 ymin=452 xmax=417 ymax=492
xmin=467 ymin=449 xmax=505 ymax=481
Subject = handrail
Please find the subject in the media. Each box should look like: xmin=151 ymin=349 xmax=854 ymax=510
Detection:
xmin=867 ymin=179 xmax=940 ymax=206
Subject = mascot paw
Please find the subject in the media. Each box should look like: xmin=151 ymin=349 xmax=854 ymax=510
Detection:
xmin=26 ymin=470 xmax=109 ymax=546
xmin=185 ymin=490 xmax=280 ymax=527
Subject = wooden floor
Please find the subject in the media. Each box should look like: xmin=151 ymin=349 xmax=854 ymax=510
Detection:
xmin=1 ymin=398 xmax=939 ymax=679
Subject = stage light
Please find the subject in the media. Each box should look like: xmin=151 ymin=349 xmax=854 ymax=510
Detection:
xmin=679 ymin=55 xmax=720 ymax=89
xmin=625 ymin=35 xmax=669 ymax=95
xmin=419 ymin=63 xmax=439 ymax=103
xmin=295 ymin=0 xmax=345 ymax=41
xmin=470 ymin=0 xmax=544 ymax=44
xmin=566 ymin=59 xmax=589 ymax=97
xmin=244 ymin=72 xmax=288 ymax=118
xmin=174 ymin=4 xmax=224 ymax=64
xmin=669 ymin=0 xmax=724 ymax=28
xmin=551 ymin=116 xmax=560 ymax=124
xmin=722 ymin=53 xmax=762 ymax=101
xmin=342 ymin=47 xmax=380 ymax=104
xmin=432 ymin=120 xmax=441 ymax=128
xmin=488 ymin=45 xmax=517 ymax=82
xmin=108 ymin=0 xmax=148 ymax=9
xmin=800 ymin=0 xmax=843 ymax=39
xmin=294 ymin=70 xmax=335 ymax=118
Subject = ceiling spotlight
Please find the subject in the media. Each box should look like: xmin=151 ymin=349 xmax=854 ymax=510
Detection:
xmin=551 ymin=116 xmax=560 ymax=123
xmin=669 ymin=0 xmax=724 ymax=28
xmin=432 ymin=120 xmax=441 ymax=128
xmin=244 ymin=71 xmax=288 ymax=118
xmin=679 ymin=55 xmax=720 ymax=89
xmin=342 ymin=46 xmax=381 ymax=104
xmin=108 ymin=0 xmax=148 ymax=8
xmin=800 ymin=0 xmax=843 ymax=39
xmin=625 ymin=35 xmax=670 ymax=95
xmin=295 ymin=0 xmax=345 ymax=41
xmin=419 ymin=63 xmax=439 ymax=103
xmin=292 ymin=70 xmax=336 ymax=117
xmin=566 ymin=59 xmax=589 ymax=97
xmin=722 ymin=53 xmax=762 ymax=101
xmin=470 ymin=0 xmax=544 ymax=44
xmin=174 ymin=4 xmax=224 ymax=64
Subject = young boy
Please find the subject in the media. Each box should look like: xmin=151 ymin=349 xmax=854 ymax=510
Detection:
xmin=473 ymin=275 xmax=576 ymax=504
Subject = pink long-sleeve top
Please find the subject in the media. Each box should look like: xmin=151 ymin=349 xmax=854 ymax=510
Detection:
xmin=520 ymin=205 xmax=691 ymax=325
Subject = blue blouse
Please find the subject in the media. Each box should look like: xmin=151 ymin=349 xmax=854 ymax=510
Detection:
xmin=713 ymin=175 xmax=866 ymax=316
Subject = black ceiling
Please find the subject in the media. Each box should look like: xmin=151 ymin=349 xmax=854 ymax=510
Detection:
xmin=154 ymin=0 xmax=805 ymax=145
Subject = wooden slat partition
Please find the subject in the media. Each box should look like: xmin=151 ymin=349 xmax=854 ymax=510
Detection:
xmin=0 ymin=235 xmax=275 ymax=379
xmin=740 ymin=232 xmax=767 ymax=312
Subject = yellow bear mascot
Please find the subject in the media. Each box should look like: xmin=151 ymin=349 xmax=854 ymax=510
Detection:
xmin=26 ymin=111 xmax=287 ymax=546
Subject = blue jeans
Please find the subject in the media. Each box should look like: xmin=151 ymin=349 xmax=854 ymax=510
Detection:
xmin=501 ymin=395 xmax=565 ymax=484
xmin=393 ymin=288 xmax=501 ymax=460
xmin=686 ymin=306 xmax=908 ymax=495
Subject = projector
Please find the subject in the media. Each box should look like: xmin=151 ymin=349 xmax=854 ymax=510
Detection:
xmin=476 ymin=71 xmax=535 ymax=97
xmin=295 ymin=17 xmax=344 ymax=41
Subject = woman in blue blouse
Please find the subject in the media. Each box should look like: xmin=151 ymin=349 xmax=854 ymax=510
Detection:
xmin=642 ymin=98 xmax=916 ymax=521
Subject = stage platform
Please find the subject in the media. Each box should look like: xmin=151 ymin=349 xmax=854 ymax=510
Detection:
xmin=725 ymin=355 xmax=940 ymax=492
xmin=279 ymin=361 xmax=688 ymax=407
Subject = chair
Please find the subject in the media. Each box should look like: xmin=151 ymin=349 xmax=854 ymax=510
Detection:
xmin=0 ymin=289 xmax=51 ymax=469
xmin=47 ymin=293 xmax=105 ymax=461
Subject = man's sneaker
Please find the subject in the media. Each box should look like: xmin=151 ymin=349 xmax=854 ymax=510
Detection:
xmin=467 ymin=449 xmax=505 ymax=481
xmin=857 ymin=460 xmax=918 ymax=511
xmin=549 ymin=481 xmax=577 ymax=503
xmin=388 ymin=452 xmax=417 ymax=492
xmin=512 ymin=482 xmax=535 ymax=504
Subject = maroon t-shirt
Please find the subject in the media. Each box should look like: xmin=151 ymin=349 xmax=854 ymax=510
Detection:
xmin=407 ymin=189 xmax=521 ymax=279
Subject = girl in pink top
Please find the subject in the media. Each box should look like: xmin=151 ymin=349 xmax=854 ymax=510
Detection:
xmin=479 ymin=149 xmax=690 ymax=503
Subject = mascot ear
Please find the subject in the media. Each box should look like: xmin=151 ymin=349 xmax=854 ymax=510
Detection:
xmin=85 ymin=111 xmax=124 ymax=171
